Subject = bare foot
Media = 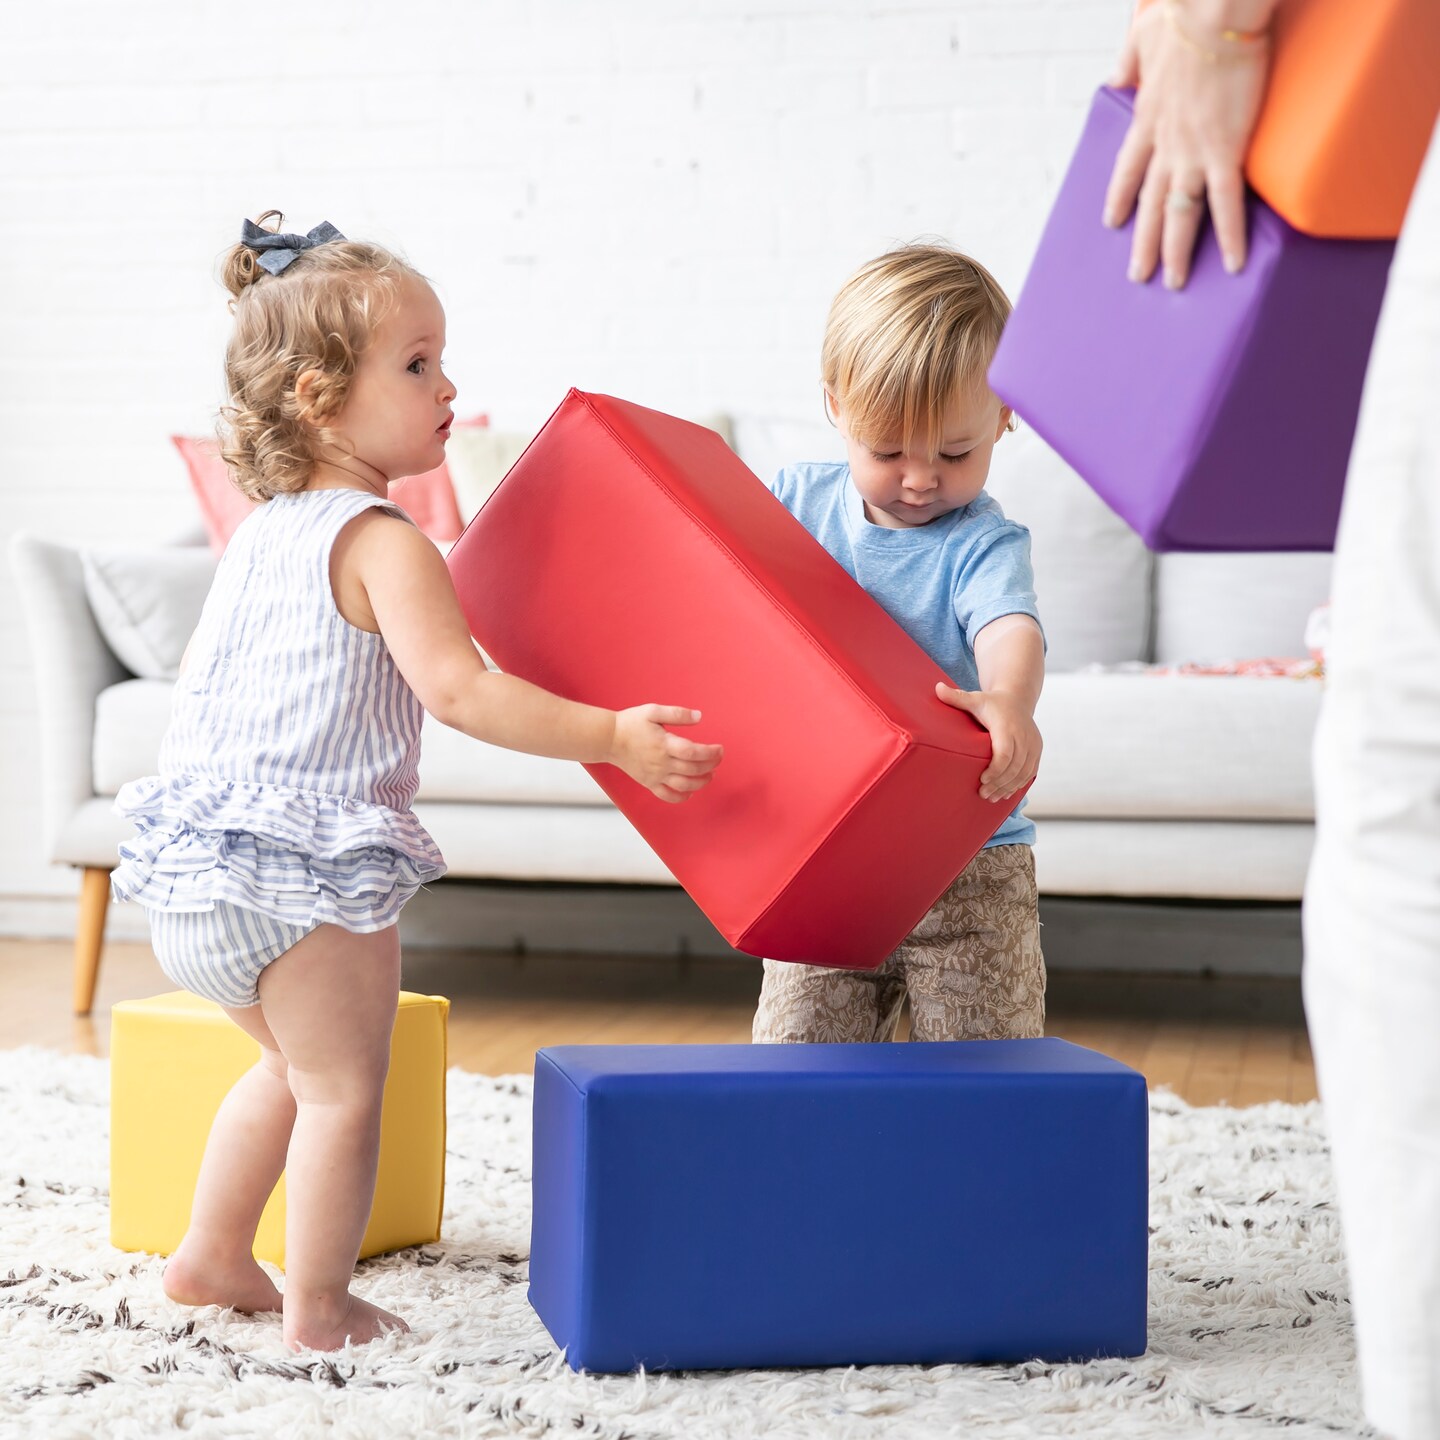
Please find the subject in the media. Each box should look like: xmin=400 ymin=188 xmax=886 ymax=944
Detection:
xmin=163 ymin=1239 xmax=283 ymax=1314
xmin=284 ymin=1293 xmax=409 ymax=1352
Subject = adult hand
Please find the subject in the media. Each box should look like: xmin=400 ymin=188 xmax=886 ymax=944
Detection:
xmin=1102 ymin=0 xmax=1277 ymax=289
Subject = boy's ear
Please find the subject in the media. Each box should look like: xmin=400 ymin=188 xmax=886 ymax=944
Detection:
xmin=822 ymin=387 xmax=841 ymax=428
xmin=996 ymin=404 xmax=1016 ymax=440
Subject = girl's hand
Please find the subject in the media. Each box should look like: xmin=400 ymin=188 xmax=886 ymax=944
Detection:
xmin=1103 ymin=0 xmax=1275 ymax=289
xmin=936 ymin=683 xmax=1042 ymax=803
xmin=609 ymin=706 xmax=724 ymax=804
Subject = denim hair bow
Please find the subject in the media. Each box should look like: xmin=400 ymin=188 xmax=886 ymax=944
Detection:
xmin=240 ymin=218 xmax=345 ymax=275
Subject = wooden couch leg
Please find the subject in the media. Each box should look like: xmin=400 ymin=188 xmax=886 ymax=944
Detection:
xmin=74 ymin=867 xmax=110 ymax=1016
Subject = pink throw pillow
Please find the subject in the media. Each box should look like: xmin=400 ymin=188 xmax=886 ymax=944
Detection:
xmin=172 ymin=424 xmax=480 ymax=554
xmin=171 ymin=437 xmax=257 ymax=555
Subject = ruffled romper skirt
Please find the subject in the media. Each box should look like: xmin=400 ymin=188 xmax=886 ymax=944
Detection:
xmin=110 ymin=488 xmax=447 ymax=1007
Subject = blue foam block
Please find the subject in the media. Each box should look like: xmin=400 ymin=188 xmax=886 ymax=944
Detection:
xmin=529 ymin=1040 xmax=1149 ymax=1372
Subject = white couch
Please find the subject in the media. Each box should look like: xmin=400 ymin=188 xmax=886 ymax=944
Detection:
xmin=12 ymin=423 xmax=1330 ymax=1012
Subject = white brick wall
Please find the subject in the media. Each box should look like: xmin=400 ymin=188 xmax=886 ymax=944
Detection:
xmin=0 ymin=0 xmax=1131 ymax=933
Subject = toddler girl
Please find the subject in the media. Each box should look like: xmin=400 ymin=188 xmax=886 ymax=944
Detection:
xmin=752 ymin=242 xmax=1046 ymax=1046
xmin=112 ymin=212 xmax=723 ymax=1352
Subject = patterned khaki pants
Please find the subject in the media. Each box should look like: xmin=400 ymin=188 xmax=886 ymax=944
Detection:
xmin=752 ymin=844 xmax=1045 ymax=1044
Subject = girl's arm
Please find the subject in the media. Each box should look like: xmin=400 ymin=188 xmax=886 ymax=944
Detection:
xmin=338 ymin=511 xmax=722 ymax=803
xmin=935 ymin=615 xmax=1045 ymax=803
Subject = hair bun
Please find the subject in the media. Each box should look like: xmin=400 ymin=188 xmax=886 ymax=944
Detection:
xmin=220 ymin=209 xmax=286 ymax=299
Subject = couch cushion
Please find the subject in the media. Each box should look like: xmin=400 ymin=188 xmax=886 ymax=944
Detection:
xmin=1027 ymin=672 xmax=1319 ymax=821
xmin=416 ymin=715 xmax=609 ymax=804
xmin=82 ymin=547 xmax=216 ymax=681
xmin=93 ymin=679 xmax=609 ymax=806
xmin=729 ymin=414 xmax=848 ymax=493
xmin=94 ymin=680 xmax=174 ymax=794
xmin=985 ymin=429 xmax=1154 ymax=671
xmin=444 ymin=425 xmax=536 ymax=525
xmin=1033 ymin=818 xmax=1313 ymax=900
xmin=415 ymin=801 xmax=675 ymax=882
xmin=1153 ymin=552 xmax=1332 ymax=664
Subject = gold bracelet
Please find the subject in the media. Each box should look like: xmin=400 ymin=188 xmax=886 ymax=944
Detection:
xmin=1164 ymin=0 xmax=1270 ymax=63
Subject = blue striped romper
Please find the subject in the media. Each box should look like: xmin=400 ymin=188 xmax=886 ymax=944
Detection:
xmin=111 ymin=487 xmax=447 ymax=1008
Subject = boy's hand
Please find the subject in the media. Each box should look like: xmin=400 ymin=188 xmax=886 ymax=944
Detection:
xmin=936 ymin=683 xmax=1042 ymax=803
xmin=609 ymin=706 xmax=724 ymax=803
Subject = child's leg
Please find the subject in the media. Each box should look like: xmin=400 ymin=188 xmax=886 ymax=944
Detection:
xmin=901 ymin=845 xmax=1046 ymax=1042
xmin=255 ymin=922 xmax=405 ymax=1352
xmin=752 ymin=956 xmax=906 ymax=1043
xmin=162 ymin=1001 xmax=292 ymax=1314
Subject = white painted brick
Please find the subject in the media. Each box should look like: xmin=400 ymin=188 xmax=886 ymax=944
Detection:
xmin=866 ymin=62 xmax=976 ymax=112
xmin=608 ymin=15 xmax=780 ymax=69
xmin=0 ymin=84 xmax=205 ymax=134
xmin=967 ymin=3 xmax=1131 ymax=57
xmin=951 ymin=55 xmax=1055 ymax=109
xmin=1050 ymin=54 xmax=1117 ymax=106
xmin=950 ymin=104 xmax=1085 ymax=169
xmin=780 ymin=12 xmax=959 ymax=63
xmin=694 ymin=0 xmax=871 ymax=15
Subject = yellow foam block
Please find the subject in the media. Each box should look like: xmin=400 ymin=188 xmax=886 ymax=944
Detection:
xmin=110 ymin=990 xmax=448 ymax=1268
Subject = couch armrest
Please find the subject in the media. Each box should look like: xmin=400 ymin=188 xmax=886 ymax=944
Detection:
xmin=10 ymin=532 xmax=128 ymax=863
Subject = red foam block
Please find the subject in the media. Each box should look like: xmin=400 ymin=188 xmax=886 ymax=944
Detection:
xmin=446 ymin=391 xmax=1022 ymax=968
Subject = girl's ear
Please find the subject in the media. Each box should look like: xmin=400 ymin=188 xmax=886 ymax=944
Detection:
xmin=996 ymin=404 xmax=1016 ymax=439
xmin=293 ymin=368 xmax=335 ymax=423
xmin=294 ymin=368 xmax=326 ymax=425
xmin=822 ymin=386 xmax=841 ymax=429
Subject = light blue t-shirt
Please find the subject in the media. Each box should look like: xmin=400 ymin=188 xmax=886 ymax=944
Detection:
xmin=767 ymin=462 xmax=1042 ymax=849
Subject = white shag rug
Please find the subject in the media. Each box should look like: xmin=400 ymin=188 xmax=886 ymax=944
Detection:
xmin=0 ymin=1048 xmax=1375 ymax=1440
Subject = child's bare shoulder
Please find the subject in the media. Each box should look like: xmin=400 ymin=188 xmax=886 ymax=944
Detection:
xmin=336 ymin=504 xmax=438 ymax=563
xmin=330 ymin=503 xmax=444 ymax=630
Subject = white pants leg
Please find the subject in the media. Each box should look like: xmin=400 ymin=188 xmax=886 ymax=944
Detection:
xmin=1303 ymin=123 xmax=1440 ymax=1440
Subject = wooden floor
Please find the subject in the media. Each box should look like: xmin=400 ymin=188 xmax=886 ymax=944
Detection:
xmin=0 ymin=937 xmax=1316 ymax=1107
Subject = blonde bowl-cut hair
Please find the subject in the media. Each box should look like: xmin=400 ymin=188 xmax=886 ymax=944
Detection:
xmin=821 ymin=242 xmax=1013 ymax=459
xmin=218 ymin=211 xmax=426 ymax=500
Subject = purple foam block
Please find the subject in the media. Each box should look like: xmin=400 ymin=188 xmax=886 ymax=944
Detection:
xmin=988 ymin=87 xmax=1395 ymax=553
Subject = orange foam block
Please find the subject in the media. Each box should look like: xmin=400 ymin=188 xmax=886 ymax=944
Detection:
xmin=1138 ymin=0 xmax=1439 ymax=239
xmin=1247 ymin=0 xmax=1438 ymax=239
xmin=446 ymin=390 xmax=1024 ymax=969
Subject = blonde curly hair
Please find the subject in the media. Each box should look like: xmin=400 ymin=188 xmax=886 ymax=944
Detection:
xmin=821 ymin=242 xmax=1013 ymax=459
xmin=218 ymin=211 xmax=425 ymax=500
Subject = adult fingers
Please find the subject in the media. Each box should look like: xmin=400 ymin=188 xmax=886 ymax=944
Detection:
xmin=1206 ymin=162 xmax=1249 ymax=275
xmin=1129 ymin=161 xmax=1169 ymax=283
xmin=1104 ymin=112 xmax=1154 ymax=230
xmin=1160 ymin=170 xmax=1207 ymax=289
